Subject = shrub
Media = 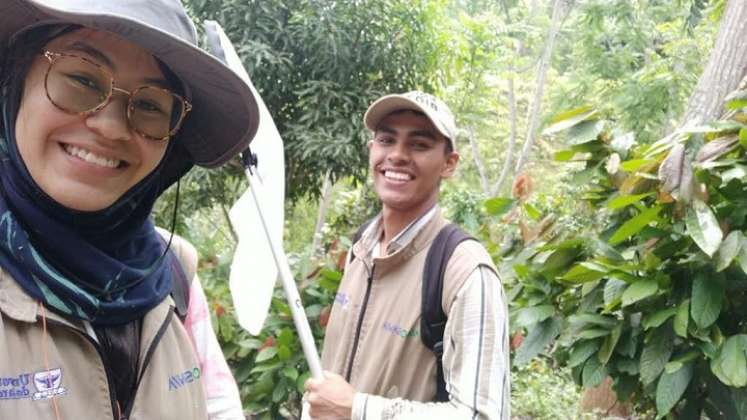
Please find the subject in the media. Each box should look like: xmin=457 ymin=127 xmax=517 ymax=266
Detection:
xmin=504 ymin=92 xmax=747 ymax=418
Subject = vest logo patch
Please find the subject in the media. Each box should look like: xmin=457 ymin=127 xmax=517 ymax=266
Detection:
xmin=383 ymin=321 xmax=419 ymax=338
xmin=32 ymin=368 xmax=67 ymax=400
xmin=334 ymin=292 xmax=350 ymax=308
xmin=0 ymin=374 xmax=31 ymax=400
xmin=169 ymin=367 xmax=201 ymax=391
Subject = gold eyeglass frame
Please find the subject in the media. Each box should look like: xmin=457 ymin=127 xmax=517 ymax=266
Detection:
xmin=42 ymin=50 xmax=192 ymax=141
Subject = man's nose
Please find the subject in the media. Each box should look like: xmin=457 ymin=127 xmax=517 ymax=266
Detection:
xmin=387 ymin=141 xmax=410 ymax=163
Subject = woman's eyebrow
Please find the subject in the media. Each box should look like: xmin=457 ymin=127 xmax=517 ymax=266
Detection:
xmin=65 ymin=41 xmax=170 ymax=88
xmin=67 ymin=41 xmax=115 ymax=69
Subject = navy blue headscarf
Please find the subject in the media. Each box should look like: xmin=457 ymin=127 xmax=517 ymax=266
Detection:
xmin=0 ymin=84 xmax=190 ymax=326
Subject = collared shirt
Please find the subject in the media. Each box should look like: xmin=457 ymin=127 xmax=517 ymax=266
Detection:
xmin=351 ymin=208 xmax=510 ymax=420
xmin=369 ymin=205 xmax=438 ymax=258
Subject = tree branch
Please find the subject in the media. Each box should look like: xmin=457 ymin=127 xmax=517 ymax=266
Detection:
xmin=468 ymin=126 xmax=491 ymax=196
xmin=513 ymin=0 xmax=569 ymax=177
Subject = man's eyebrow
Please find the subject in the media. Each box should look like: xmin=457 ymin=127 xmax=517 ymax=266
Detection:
xmin=409 ymin=129 xmax=438 ymax=141
xmin=64 ymin=41 xmax=171 ymax=89
xmin=375 ymin=125 xmax=397 ymax=135
xmin=376 ymin=125 xmax=438 ymax=141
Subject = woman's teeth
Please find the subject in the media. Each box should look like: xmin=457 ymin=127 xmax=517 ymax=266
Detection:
xmin=64 ymin=144 xmax=121 ymax=169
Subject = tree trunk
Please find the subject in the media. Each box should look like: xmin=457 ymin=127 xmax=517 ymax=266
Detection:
xmin=468 ymin=127 xmax=491 ymax=196
xmin=309 ymin=170 xmax=334 ymax=260
xmin=492 ymin=75 xmax=518 ymax=196
xmin=681 ymin=0 xmax=747 ymax=126
xmin=513 ymin=0 xmax=568 ymax=177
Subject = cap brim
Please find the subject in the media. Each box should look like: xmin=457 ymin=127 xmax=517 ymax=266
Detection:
xmin=364 ymin=94 xmax=452 ymax=142
xmin=0 ymin=0 xmax=259 ymax=168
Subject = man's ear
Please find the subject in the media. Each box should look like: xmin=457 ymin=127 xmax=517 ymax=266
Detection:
xmin=441 ymin=152 xmax=460 ymax=179
xmin=367 ymin=139 xmax=373 ymax=151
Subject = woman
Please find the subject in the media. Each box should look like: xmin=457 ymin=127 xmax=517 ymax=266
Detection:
xmin=0 ymin=0 xmax=259 ymax=418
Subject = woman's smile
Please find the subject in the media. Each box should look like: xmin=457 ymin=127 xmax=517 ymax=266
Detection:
xmin=62 ymin=143 xmax=125 ymax=169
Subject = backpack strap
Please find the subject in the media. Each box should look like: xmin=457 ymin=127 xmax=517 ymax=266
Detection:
xmin=420 ymin=223 xmax=474 ymax=402
xmin=156 ymin=227 xmax=198 ymax=323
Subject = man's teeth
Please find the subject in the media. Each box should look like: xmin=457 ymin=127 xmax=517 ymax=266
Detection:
xmin=64 ymin=145 xmax=120 ymax=168
xmin=384 ymin=171 xmax=412 ymax=181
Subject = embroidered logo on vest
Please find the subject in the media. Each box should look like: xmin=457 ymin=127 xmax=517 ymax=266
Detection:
xmin=383 ymin=321 xmax=419 ymax=338
xmin=168 ymin=367 xmax=201 ymax=391
xmin=0 ymin=374 xmax=31 ymax=400
xmin=334 ymin=292 xmax=350 ymax=308
xmin=32 ymin=368 xmax=67 ymax=400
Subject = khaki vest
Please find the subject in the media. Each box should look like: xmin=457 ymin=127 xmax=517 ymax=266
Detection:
xmin=0 ymin=269 xmax=208 ymax=419
xmin=321 ymin=211 xmax=497 ymax=401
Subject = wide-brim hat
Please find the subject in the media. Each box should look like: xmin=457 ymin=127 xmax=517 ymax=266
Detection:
xmin=364 ymin=91 xmax=458 ymax=152
xmin=0 ymin=0 xmax=260 ymax=169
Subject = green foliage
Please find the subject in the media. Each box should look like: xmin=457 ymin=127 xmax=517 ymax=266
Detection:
xmin=184 ymin=0 xmax=447 ymax=201
xmin=511 ymin=358 xmax=598 ymax=420
xmin=549 ymin=0 xmax=718 ymax=144
xmin=504 ymin=94 xmax=747 ymax=417
xmin=202 ymin=234 xmax=340 ymax=418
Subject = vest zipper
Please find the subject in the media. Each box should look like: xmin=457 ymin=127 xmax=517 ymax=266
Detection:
xmin=121 ymin=308 xmax=175 ymax=420
xmin=44 ymin=318 xmax=120 ymax=420
xmin=345 ymin=264 xmax=374 ymax=382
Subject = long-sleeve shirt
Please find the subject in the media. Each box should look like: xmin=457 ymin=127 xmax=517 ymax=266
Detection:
xmin=319 ymin=207 xmax=510 ymax=420
xmin=351 ymin=264 xmax=510 ymax=420
xmin=185 ymin=277 xmax=246 ymax=420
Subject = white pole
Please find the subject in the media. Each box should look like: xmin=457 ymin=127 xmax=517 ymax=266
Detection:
xmin=243 ymin=164 xmax=323 ymax=379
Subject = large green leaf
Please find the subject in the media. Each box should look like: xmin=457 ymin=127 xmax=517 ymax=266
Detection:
xmin=514 ymin=317 xmax=562 ymax=366
xmin=540 ymin=246 xmax=583 ymax=275
xmin=674 ymin=299 xmax=690 ymax=338
xmin=725 ymin=89 xmax=747 ymax=110
xmin=606 ymin=193 xmax=654 ymax=210
xmin=484 ymin=197 xmax=515 ymax=217
xmin=609 ymin=206 xmax=662 ymax=245
xmin=643 ymin=307 xmax=678 ymax=330
xmin=255 ymin=346 xmax=279 ymax=363
xmin=691 ymin=272 xmax=724 ymax=329
xmin=514 ymin=305 xmax=555 ymax=329
xmin=686 ymin=199 xmax=723 ymax=257
xmin=640 ymin=326 xmax=674 ymax=385
xmin=603 ymin=278 xmax=628 ymax=310
xmin=621 ymin=277 xmax=658 ymax=307
xmin=578 ymin=328 xmax=613 ymax=339
xmin=737 ymin=237 xmax=747 ymax=275
xmin=568 ymin=340 xmax=600 ymax=368
xmin=655 ymin=363 xmax=694 ymax=418
xmin=567 ymin=120 xmax=605 ymax=145
xmin=568 ymin=313 xmax=619 ymax=328
xmin=582 ymin=357 xmax=608 ymax=388
xmin=621 ymin=158 xmax=656 ymax=172
xmin=711 ymin=335 xmax=747 ymax=387
xmin=598 ymin=324 xmax=622 ymax=365
xmin=716 ymin=231 xmax=743 ymax=272
xmin=542 ymin=107 xmax=598 ymax=135
xmin=561 ymin=262 xmax=609 ymax=283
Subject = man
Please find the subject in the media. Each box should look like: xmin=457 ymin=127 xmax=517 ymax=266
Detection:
xmin=305 ymin=91 xmax=510 ymax=419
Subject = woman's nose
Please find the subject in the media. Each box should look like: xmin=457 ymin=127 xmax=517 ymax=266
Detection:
xmin=84 ymin=96 xmax=132 ymax=142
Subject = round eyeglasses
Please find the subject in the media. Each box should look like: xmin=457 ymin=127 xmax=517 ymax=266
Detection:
xmin=42 ymin=51 xmax=192 ymax=141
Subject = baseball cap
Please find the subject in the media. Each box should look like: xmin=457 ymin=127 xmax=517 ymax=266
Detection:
xmin=364 ymin=91 xmax=457 ymax=152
